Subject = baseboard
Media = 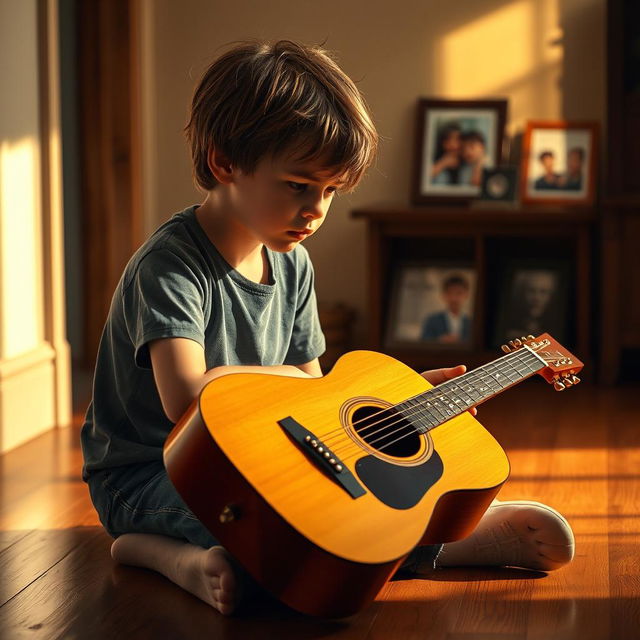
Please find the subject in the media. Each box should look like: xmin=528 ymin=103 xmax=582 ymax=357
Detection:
xmin=0 ymin=343 xmax=58 ymax=454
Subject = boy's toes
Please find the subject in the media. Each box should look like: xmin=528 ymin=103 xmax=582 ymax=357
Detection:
xmin=535 ymin=540 xmax=575 ymax=566
xmin=497 ymin=500 xmax=575 ymax=570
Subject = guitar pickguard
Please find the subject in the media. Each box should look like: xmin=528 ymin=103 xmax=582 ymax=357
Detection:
xmin=355 ymin=451 xmax=444 ymax=509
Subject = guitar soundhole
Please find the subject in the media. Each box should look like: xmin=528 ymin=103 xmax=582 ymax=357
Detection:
xmin=351 ymin=405 xmax=421 ymax=458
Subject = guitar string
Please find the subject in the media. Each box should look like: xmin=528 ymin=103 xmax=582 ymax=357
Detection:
xmin=330 ymin=355 xmax=539 ymax=463
xmin=332 ymin=354 xmax=543 ymax=467
xmin=320 ymin=349 xmax=535 ymax=454
xmin=324 ymin=350 xmax=543 ymax=462
xmin=320 ymin=347 xmax=539 ymax=452
xmin=353 ymin=359 xmax=537 ymax=458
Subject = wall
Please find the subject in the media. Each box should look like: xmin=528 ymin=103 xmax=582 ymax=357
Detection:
xmin=139 ymin=0 xmax=605 ymax=346
xmin=0 ymin=0 xmax=71 ymax=453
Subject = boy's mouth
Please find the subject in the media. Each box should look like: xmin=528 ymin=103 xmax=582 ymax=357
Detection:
xmin=287 ymin=229 xmax=313 ymax=240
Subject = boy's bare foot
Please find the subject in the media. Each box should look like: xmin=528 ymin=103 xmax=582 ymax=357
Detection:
xmin=110 ymin=534 xmax=241 ymax=615
xmin=435 ymin=499 xmax=575 ymax=571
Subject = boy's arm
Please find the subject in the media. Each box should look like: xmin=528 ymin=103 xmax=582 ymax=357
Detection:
xmin=293 ymin=357 xmax=322 ymax=377
xmin=149 ymin=337 xmax=317 ymax=423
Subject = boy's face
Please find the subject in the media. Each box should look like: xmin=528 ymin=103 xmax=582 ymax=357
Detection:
xmin=442 ymin=284 xmax=469 ymax=314
xmin=443 ymin=131 xmax=461 ymax=153
xmin=462 ymin=140 xmax=485 ymax=163
xmin=567 ymin=150 xmax=583 ymax=174
xmin=229 ymin=151 xmax=345 ymax=252
xmin=541 ymin=154 xmax=554 ymax=172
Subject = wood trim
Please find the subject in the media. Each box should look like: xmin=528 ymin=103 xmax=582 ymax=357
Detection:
xmin=37 ymin=0 xmax=71 ymax=428
xmin=0 ymin=342 xmax=56 ymax=380
xmin=0 ymin=343 xmax=57 ymax=454
xmin=77 ymin=0 xmax=143 ymax=369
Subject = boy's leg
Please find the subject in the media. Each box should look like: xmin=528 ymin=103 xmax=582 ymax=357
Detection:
xmin=403 ymin=498 xmax=575 ymax=575
xmin=110 ymin=533 xmax=239 ymax=614
xmin=435 ymin=498 xmax=575 ymax=570
xmin=87 ymin=461 xmax=252 ymax=614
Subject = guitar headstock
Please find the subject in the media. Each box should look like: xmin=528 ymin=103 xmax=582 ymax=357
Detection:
xmin=501 ymin=332 xmax=584 ymax=391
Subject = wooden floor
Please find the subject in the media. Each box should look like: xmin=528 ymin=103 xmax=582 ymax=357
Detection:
xmin=0 ymin=379 xmax=638 ymax=639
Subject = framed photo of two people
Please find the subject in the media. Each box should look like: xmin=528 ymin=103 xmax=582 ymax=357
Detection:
xmin=411 ymin=98 xmax=508 ymax=205
xmin=520 ymin=121 xmax=598 ymax=206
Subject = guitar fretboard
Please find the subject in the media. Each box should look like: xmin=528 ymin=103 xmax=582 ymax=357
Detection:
xmin=395 ymin=346 xmax=547 ymax=433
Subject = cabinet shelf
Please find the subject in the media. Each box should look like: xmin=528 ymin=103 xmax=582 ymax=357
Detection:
xmin=352 ymin=203 xmax=593 ymax=375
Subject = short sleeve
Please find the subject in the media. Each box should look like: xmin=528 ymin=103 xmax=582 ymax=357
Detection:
xmin=284 ymin=250 xmax=326 ymax=365
xmin=123 ymin=249 xmax=207 ymax=369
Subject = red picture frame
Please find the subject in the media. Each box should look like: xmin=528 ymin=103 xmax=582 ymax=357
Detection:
xmin=520 ymin=121 xmax=599 ymax=206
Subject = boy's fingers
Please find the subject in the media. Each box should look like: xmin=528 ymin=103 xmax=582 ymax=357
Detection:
xmin=419 ymin=366 xmax=479 ymax=417
xmin=420 ymin=364 xmax=467 ymax=385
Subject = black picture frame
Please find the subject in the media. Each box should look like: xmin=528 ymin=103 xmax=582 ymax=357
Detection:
xmin=479 ymin=166 xmax=519 ymax=203
xmin=385 ymin=262 xmax=477 ymax=350
xmin=411 ymin=98 xmax=508 ymax=206
xmin=491 ymin=260 xmax=570 ymax=349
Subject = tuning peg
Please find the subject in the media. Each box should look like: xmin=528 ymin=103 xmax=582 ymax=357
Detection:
xmin=553 ymin=379 xmax=566 ymax=391
xmin=527 ymin=334 xmax=535 ymax=340
xmin=562 ymin=374 xmax=573 ymax=387
xmin=501 ymin=344 xmax=512 ymax=353
xmin=509 ymin=339 xmax=522 ymax=349
xmin=570 ymin=375 xmax=580 ymax=385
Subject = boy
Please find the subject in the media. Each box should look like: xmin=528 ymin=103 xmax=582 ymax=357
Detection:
xmin=458 ymin=130 xmax=487 ymax=187
xmin=534 ymin=150 xmax=561 ymax=189
xmin=421 ymin=274 xmax=471 ymax=344
xmin=81 ymin=40 xmax=575 ymax=617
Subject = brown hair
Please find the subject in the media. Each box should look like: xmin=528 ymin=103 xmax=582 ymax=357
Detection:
xmin=184 ymin=40 xmax=378 ymax=192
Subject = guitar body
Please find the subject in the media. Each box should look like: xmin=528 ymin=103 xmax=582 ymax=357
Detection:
xmin=163 ymin=350 xmax=510 ymax=617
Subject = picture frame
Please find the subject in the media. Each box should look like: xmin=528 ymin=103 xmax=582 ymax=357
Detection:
xmin=520 ymin=121 xmax=599 ymax=206
xmin=479 ymin=166 xmax=519 ymax=203
xmin=491 ymin=260 xmax=571 ymax=349
xmin=386 ymin=262 xmax=477 ymax=349
xmin=411 ymin=98 xmax=508 ymax=205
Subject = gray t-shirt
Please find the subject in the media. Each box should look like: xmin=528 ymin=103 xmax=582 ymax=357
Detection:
xmin=80 ymin=204 xmax=325 ymax=481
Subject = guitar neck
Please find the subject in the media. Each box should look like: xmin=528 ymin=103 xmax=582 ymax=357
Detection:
xmin=396 ymin=346 xmax=548 ymax=433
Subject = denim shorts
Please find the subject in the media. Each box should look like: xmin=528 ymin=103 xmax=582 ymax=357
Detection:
xmin=87 ymin=460 xmax=220 ymax=549
xmin=87 ymin=460 xmax=442 ymax=571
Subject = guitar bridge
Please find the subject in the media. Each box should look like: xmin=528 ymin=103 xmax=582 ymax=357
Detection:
xmin=278 ymin=416 xmax=366 ymax=499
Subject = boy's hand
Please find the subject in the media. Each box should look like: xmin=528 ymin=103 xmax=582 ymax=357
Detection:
xmin=419 ymin=364 xmax=478 ymax=416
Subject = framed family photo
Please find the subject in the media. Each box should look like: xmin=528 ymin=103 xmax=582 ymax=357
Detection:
xmin=386 ymin=263 xmax=477 ymax=349
xmin=520 ymin=121 xmax=598 ymax=206
xmin=492 ymin=260 xmax=570 ymax=349
xmin=411 ymin=98 xmax=508 ymax=205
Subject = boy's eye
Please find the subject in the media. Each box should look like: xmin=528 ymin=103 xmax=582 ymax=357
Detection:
xmin=286 ymin=181 xmax=340 ymax=196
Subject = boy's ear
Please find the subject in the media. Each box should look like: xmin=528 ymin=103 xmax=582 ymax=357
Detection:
xmin=207 ymin=146 xmax=234 ymax=185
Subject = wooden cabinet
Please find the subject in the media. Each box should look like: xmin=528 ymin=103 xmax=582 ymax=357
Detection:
xmin=600 ymin=1 xmax=640 ymax=384
xmin=351 ymin=204 xmax=594 ymax=374
xmin=600 ymin=199 xmax=640 ymax=384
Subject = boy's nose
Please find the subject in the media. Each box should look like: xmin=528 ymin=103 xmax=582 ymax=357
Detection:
xmin=301 ymin=202 xmax=326 ymax=220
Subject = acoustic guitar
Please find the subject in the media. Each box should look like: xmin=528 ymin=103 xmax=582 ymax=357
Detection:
xmin=163 ymin=333 xmax=583 ymax=618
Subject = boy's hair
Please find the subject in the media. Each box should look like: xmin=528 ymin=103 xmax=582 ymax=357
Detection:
xmin=568 ymin=147 xmax=585 ymax=161
xmin=442 ymin=274 xmax=470 ymax=291
xmin=184 ymin=40 xmax=378 ymax=193
xmin=461 ymin=130 xmax=486 ymax=146
xmin=539 ymin=150 xmax=554 ymax=162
